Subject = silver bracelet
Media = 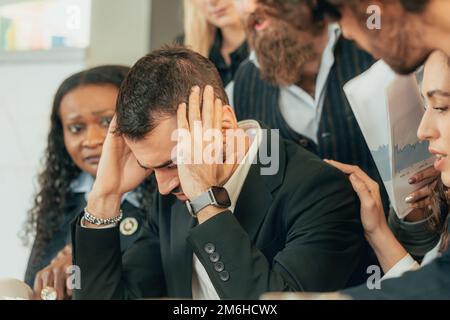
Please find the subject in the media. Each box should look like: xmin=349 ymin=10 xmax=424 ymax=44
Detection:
xmin=83 ymin=207 xmax=123 ymax=226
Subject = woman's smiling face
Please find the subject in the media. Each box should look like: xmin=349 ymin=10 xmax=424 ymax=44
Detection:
xmin=59 ymin=84 xmax=118 ymax=177
xmin=191 ymin=0 xmax=241 ymax=28
xmin=418 ymin=51 xmax=450 ymax=186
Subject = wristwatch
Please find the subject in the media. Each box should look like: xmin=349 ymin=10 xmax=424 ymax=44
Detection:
xmin=185 ymin=186 xmax=231 ymax=218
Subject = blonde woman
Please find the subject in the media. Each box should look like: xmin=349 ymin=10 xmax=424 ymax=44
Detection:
xmin=182 ymin=0 xmax=248 ymax=86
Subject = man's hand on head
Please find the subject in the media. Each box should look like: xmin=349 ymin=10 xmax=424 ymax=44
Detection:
xmin=86 ymin=115 xmax=152 ymax=224
xmin=176 ymin=85 xmax=235 ymax=223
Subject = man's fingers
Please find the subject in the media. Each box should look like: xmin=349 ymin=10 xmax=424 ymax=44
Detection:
xmin=409 ymin=166 xmax=439 ymax=184
xmin=202 ymin=85 xmax=214 ymax=130
xmin=109 ymin=114 xmax=118 ymax=133
xmin=215 ymin=99 xmax=223 ymax=131
xmin=177 ymin=103 xmax=189 ymax=130
xmin=188 ymin=86 xmax=201 ymax=130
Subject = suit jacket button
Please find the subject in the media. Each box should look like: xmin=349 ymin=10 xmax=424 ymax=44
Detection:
xmin=209 ymin=252 xmax=220 ymax=263
xmin=214 ymin=261 xmax=225 ymax=272
xmin=204 ymin=243 xmax=215 ymax=254
xmin=219 ymin=270 xmax=229 ymax=282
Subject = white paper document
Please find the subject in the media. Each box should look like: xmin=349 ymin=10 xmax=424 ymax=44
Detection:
xmin=344 ymin=60 xmax=435 ymax=219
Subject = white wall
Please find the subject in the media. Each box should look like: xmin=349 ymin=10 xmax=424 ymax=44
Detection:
xmin=0 ymin=56 xmax=85 ymax=279
xmin=0 ymin=0 xmax=183 ymax=281
xmin=87 ymin=0 xmax=151 ymax=66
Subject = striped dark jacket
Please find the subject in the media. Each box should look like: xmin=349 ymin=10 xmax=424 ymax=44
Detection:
xmin=233 ymin=37 xmax=389 ymax=210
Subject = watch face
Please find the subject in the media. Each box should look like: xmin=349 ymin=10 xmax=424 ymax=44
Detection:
xmin=211 ymin=186 xmax=231 ymax=208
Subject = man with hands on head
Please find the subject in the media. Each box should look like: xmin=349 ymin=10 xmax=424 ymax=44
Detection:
xmin=72 ymin=46 xmax=367 ymax=300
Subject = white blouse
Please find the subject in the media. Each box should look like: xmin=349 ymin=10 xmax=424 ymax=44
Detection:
xmin=382 ymin=238 xmax=443 ymax=280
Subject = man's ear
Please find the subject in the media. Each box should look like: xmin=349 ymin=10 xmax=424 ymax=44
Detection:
xmin=221 ymin=104 xmax=238 ymax=131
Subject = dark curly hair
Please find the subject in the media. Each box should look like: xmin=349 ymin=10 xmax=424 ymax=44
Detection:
xmin=258 ymin=0 xmax=430 ymax=29
xmin=21 ymin=65 xmax=155 ymax=260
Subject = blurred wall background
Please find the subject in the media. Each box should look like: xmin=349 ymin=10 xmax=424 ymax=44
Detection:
xmin=0 ymin=0 xmax=183 ymax=280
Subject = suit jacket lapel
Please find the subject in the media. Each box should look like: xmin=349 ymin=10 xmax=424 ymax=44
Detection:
xmin=234 ymin=129 xmax=287 ymax=242
xmin=170 ymin=199 xmax=195 ymax=298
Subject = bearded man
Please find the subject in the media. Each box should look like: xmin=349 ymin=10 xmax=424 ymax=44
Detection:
xmin=228 ymin=0 xmax=392 ymax=212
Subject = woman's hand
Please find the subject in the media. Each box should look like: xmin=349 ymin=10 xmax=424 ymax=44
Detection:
xmin=324 ymin=159 xmax=388 ymax=237
xmin=325 ymin=159 xmax=409 ymax=273
xmin=33 ymin=245 xmax=73 ymax=300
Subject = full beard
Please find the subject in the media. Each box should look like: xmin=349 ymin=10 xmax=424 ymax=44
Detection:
xmin=247 ymin=11 xmax=317 ymax=86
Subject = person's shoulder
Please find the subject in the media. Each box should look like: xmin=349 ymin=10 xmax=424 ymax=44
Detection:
xmin=234 ymin=58 xmax=258 ymax=81
xmin=282 ymin=140 xmax=350 ymax=189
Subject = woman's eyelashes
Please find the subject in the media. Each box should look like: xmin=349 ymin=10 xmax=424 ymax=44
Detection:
xmin=68 ymin=123 xmax=84 ymax=134
xmin=67 ymin=117 xmax=113 ymax=134
xmin=100 ymin=116 xmax=113 ymax=127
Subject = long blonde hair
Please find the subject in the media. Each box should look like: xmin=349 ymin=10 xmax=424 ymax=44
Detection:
xmin=183 ymin=0 xmax=216 ymax=57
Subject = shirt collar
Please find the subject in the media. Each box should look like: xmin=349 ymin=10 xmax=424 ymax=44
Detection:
xmin=70 ymin=171 xmax=141 ymax=208
xmin=223 ymin=120 xmax=262 ymax=212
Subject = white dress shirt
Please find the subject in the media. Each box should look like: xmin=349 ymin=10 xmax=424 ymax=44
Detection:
xmin=226 ymin=23 xmax=341 ymax=144
xmin=191 ymin=120 xmax=262 ymax=300
xmin=382 ymin=238 xmax=442 ymax=280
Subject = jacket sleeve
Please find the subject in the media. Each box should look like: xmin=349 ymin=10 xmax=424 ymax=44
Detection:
xmin=388 ymin=209 xmax=441 ymax=260
xmin=187 ymin=165 xmax=366 ymax=299
xmin=341 ymin=246 xmax=450 ymax=299
xmin=71 ymin=202 xmax=166 ymax=300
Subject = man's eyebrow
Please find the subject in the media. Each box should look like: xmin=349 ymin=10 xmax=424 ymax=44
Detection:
xmin=427 ymin=89 xmax=450 ymax=98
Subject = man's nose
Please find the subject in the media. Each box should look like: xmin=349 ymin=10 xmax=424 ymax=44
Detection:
xmin=155 ymin=170 xmax=178 ymax=195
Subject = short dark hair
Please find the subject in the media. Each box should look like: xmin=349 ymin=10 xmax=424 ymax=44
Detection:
xmin=116 ymin=46 xmax=229 ymax=140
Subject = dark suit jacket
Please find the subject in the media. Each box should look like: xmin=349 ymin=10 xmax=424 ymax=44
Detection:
xmin=72 ymin=131 xmax=367 ymax=300
xmin=25 ymin=194 xmax=144 ymax=287
xmin=342 ymin=221 xmax=450 ymax=299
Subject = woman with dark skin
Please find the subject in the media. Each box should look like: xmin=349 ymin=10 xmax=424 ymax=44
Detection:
xmin=23 ymin=66 xmax=154 ymax=300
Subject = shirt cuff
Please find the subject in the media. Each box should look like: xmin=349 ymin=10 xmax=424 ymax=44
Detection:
xmin=80 ymin=217 xmax=117 ymax=229
xmin=382 ymin=254 xmax=420 ymax=280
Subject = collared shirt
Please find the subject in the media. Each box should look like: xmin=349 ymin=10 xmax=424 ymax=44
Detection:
xmin=226 ymin=23 xmax=341 ymax=144
xmin=383 ymin=238 xmax=442 ymax=280
xmin=71 ymin=171 xmax=140 ymax=208
xmin=192 ymin=120 xmax=262 ymax=300
xmin=209 ymin=29 xmax=249 ymax=87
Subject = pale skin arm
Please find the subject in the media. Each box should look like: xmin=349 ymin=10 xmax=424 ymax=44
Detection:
xmin=325 ymin=159 xmax=409 ymax=274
